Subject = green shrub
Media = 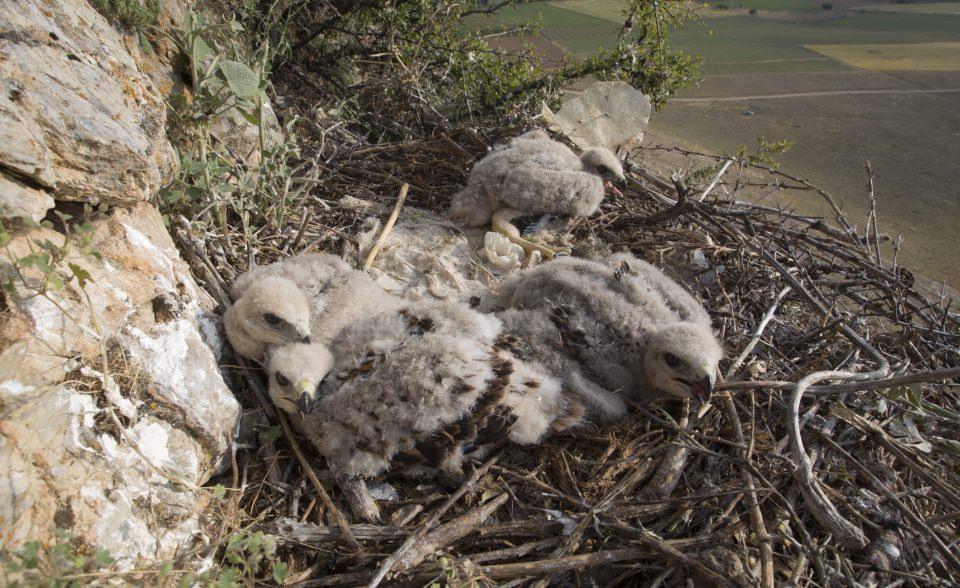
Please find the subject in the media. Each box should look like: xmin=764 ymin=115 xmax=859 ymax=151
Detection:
xmin=89 ymin=0 xmax=160 ymax=30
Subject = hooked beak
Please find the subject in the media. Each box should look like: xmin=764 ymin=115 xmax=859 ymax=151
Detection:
xmin=603 ymin=179 xmax=626 ymax=198
xmin=689 ymin=374 xmax=715 ymax=405
xmin=294 ymin=379 xmax=318 ymax=416
xmin=298 ymin=334 xmax=311 ymax=344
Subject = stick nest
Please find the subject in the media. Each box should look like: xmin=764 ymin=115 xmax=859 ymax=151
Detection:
xmin=176 ymin=101 xmax=960 ymax=587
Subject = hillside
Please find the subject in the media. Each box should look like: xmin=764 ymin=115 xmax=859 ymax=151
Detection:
xmin=481 ymin=0 xmax=960 ymax=291
xmin=1 ymin=1 xmax=958 ymax=586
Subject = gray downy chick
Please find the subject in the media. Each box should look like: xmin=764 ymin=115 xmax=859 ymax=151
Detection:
xmin=484 ymin=253 xmax=723 ymax=411
xmin=449 ymin=129 xmax=626 ymax=228
xmin=227 ymin=253 xmax=400 ymax=357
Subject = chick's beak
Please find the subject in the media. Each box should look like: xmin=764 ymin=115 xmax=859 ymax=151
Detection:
xmin=603 ymin=179 xmax=626 ymax=199
xmin=294 ymin=380 xmax=318 ymax=415
xmin=298 ymin=334 xmax=311 ymax=344
xmin=689 ymin=373 xmax=715 ymax=405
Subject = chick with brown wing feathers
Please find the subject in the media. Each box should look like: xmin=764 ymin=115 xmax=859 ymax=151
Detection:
xmin=265 ymin=300 xmax=585 ymax=490
xmin=483 ymin=253 xmax=723 ymax=412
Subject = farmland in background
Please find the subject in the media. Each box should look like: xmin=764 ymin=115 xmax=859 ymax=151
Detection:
xmin=472 ymin=1 xmax=960 ymax=290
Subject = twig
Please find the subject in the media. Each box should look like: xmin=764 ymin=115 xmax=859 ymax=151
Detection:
xmin=720 ymin=394 xmax=773 ymax=588
xmin=362 ymin=182 xmax=408 ymax=270
xmin=367 ymin=455 xmax=499 ymax=587
xmin=725 ymin=286 xmax=792 ymax=379
xmin=812 ymin=423 xmax=960 ymax=570
xmin=865 ymin=161 xmax=882 ymax=266
xmin=275 ymin=410 xmax=365 ymax=557
xmin=394 ymin=492 xmax=509 ymax=572
xmin=788 ymin=370 xmax=871 ymax=549
xmin=718 ymin=366 xmax=960 ymax=394
xmin=697 ymin=159 xmax=734 ymax=202
xmin=235 ymin=356 xmax=364 ymax=557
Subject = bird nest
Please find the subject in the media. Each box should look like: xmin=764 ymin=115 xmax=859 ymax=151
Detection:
xmin=174 ymin=108 xmax=960 ymax=586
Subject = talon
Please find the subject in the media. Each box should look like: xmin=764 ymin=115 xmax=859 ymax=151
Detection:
xmin=491 ymin=209 xmax=571 ymax=263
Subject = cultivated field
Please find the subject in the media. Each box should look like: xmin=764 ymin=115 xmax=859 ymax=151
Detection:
xmin=474 ymin=1 xmax=960 ymax=289
xmin=862 ymin=1 xmax=960 ymax=14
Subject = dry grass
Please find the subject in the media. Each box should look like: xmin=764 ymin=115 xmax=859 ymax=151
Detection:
xmin=170 ymin=87 xmax=960 ymax=585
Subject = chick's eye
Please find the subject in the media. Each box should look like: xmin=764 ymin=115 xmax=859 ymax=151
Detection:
xmin=275 ymin=373 xmax=290 ymax=387
xmin=597 ymin=165 xmax=610 ymax=175
xmin=264 ymin=313 xmax=281 ymax=325
xmin=664 ymin=353 xmax=681 ymax=368
xmin=315 ymin=376 xmax=327 ymax=395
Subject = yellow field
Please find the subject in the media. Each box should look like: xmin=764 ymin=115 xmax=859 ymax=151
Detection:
xmin=805 ymin=42 xmax=960 ymax=71
xmin=861 ymin=2 xmax=960 ymax=14
xmin=546 ymin=0 xmax=626 ymax=22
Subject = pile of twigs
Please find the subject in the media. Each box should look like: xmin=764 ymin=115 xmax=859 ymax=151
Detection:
xmin=179 ymin=108 xmax=960 ymax=586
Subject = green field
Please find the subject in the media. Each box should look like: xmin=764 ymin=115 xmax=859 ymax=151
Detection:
xmin=547 ymin=0 xmax=625 ymax=22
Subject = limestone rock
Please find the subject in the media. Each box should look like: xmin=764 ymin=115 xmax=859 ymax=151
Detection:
xmin=0 ymin=176 xmax=54 ymax=222
xmin=0 ymin=0 xmax=176 ymax=208
xmin=0 ymin=203 xmax=238 ymax=565
xmin=542 ymin=81 xmax=651 ymax=155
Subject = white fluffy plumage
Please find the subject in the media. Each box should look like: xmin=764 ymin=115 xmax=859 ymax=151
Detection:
xmin=449 ymin=129 xmax=626 ymax=228
xmin=223 ymin=275 xmax=312 ymax=360
xmin=225 ymin=253 xmax=402 ymax=362
xmin=483 ymin=253 xmax=723 ymax=410
xmin=266 ymin=300 xmax=584 ymax=479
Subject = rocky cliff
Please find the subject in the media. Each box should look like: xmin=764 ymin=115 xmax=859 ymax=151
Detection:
xmin=0 ymin=0 xmax=241 ymax=565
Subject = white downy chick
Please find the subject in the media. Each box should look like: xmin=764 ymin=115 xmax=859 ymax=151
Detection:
xmin=223 ymin=275 xmax=311 ymax=360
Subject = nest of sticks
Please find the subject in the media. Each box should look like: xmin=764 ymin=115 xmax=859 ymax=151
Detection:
xmin=176 ymin=110 xmax=960 ymax=587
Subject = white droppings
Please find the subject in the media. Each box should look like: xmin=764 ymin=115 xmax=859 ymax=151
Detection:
xmin=93 ymin=492 xmax=157 ymax=569
xmin=80 ymin=366 xmax=138 ymax=420
xmin=195 ymin=306 xmax=223 ymax=360
xmin=121 ymin=223 xmax=177 ymax=291
xmin=67 ymin=391 xmax=100 ymax=453
xmin=0 ymin=380 xmax=33 ymax=396
xmin=131 ymin=421 xmax=172 ymax=470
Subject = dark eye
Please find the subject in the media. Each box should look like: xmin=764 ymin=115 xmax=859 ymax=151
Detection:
xmin=664 ymin=353 xmax=681 ymax=368
xmin=315 ymin=376 xmax=327 ymax=395
xmin=275 ymin=372 xmax=290 ymax=387
xmin=597 ymin=165 xmax=610 ymax=175
xmin=264 ymin=313 xmax=281 ymax=325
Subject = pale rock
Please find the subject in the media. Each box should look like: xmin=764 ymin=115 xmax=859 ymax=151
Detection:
xmin=0 ymin=0 xmax=176 ymax=207
xmin=542 ymin=81 xmax=651 ymax=155
xmin=0 ymin=203 xmax=238 ymax=564
xmin=0 ymin=176 xmax=54 ymax=222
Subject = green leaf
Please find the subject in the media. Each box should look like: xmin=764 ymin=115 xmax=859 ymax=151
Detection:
xmin=235 ymin=106 xmax=261 ymax=126
xmin=907 ymin=383 xmax=923 ymax=407
xmin=68 ymin=263 xmax=93 ymax=287
xmin=273 ymin=561 xmax=289 ymax=584
xmin=218 ymin=60 xmax=261 ymax=99
xmin=213 ymin=483 xmax=227 ymax=500
xmin=192 ymin=36 xmax=214 ymax=63
xmin=159 ymin=562 xmax=173 ymax=578
xmin=45 ymin=272 xmax=64 ymax=291
xmin=93 ymin=549 xmax=112 ymax=566
xmin=18 ymin=541 xmax=40 ymax=569
xmin=216 ymin=568 xmax=238 ymax=588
